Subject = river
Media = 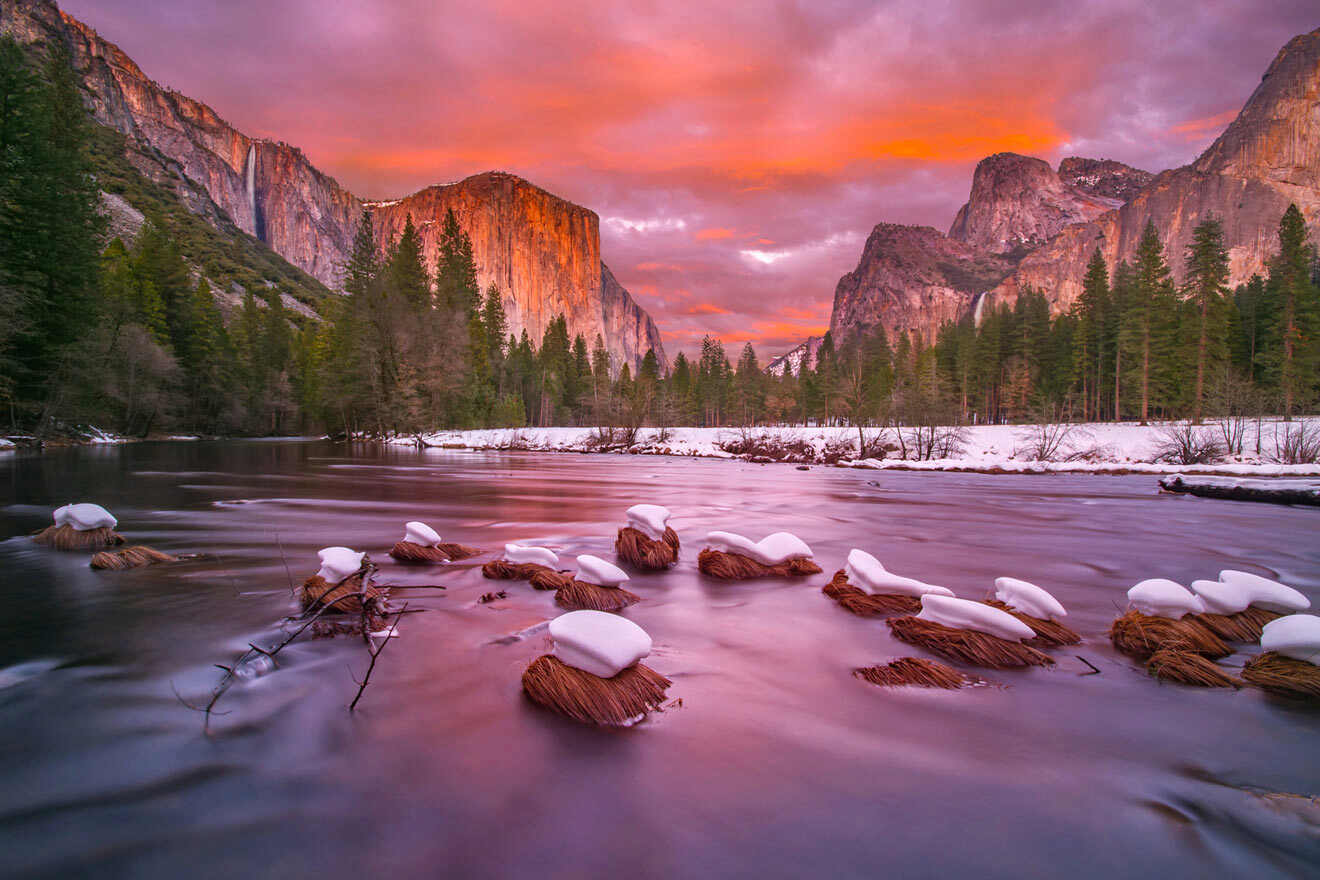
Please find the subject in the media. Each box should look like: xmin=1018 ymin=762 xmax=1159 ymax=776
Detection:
xmin=1 ymin=440 xmax=1317 ymax=878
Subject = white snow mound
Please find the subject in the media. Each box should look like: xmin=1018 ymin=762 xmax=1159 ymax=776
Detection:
xmin=994 ymin=577 xmax=1067 ymax=620
xmin=704 ymin=530 xmax=813 ymax=565
xmin=1260 ymin=614 xmax=1320 ymax=664
xmin=626 ymin=504 xmax=671 ymax=541
xmin=550 ymin=610 xmax=652 ymax=677
xmin=845 ymin=549 xmax=952 ymax=597
xmin=403 ymin=521 xmax=442 ymax=547
xmin=576 ymin=554 xmax=629 ymax=587
xmin=317 ymin=546 xmax=365 ymax=582
xmin=53 ymin=503 xmax=117 ymax=531
xmin=917 ymin=594 xmax=1034 ymax=641
xmin=1218 ymin=570 xmax=1310 ymax=613
xmin=504 ymin=543 xmax=559 ymax=567
xmin=1127 ymin=579 xmax=1205 ymax=618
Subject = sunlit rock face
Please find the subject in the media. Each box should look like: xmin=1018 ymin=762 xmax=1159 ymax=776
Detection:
xmin=0 ymin=0 xmax=665 ymax=373
xmin=1057 ymin=157 xmax=1154 ymax=204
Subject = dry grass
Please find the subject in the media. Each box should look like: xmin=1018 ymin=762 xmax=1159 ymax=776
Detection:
xmin=886 ymin=616 xmax=1055 ymax=669
xmin=554 ymin=579 xmax=641 ymax=612
xmin=822 ymin=570 xmax=920 ymax=617
xmin=697 ymin=548 xmax=823 ymax=580
xmin=528 ymin=569 xmax=574 ymax=591
xmin=89 ymin=545 xmax=177 ymax=570
xmin=1107 ymin=610 xmax=1231 ymax=661
xmin=1190 ymin=607 xmax=1280 ymax=643
xmin=522 ymin=655 xmax=671 ymax=726
xmin=388 ymin=541 xmax=483 ymax=564
xmin=32 ymin=524 xmax=124 ymax=551
xmin=853 ymin=657 xmax=975 ymax=689
xmin=984 ymin=599 xmax=1082 ymax=648
xmin=299 ymin=572 xmax=384 ymax=616
xmin=615 ymin=526 xmax=680 ymax=570
xmin=1146 ymin=649 xmax=1242 ymax=688
xmin=482 ymin=560 xmax=556 ymax=582
xmin=1243 ymin=652 xmax=1320 ymax=701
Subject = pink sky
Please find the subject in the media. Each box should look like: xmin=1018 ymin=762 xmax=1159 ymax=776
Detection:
xmin=63 ymin=0 xmax=1319 ymax=359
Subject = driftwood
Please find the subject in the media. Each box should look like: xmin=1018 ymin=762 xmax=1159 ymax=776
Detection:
xmin=697 ymin=548 xmax=823 ymax=580
xmin=388 ymin=540 xmax=483 ymax=564
xmin=89 ymin=545 xmax=178 ymax=570
xmin=521 ymin=655 xmax=670 ymax=726
xmin=32 ymin=524 xmax=123 ymax=551
xmin=1189 ymin=607 xmax=1280 ymax=643
xmin=349 ymin=602 xmax=406 ymax=712
xmin=1146 ymin=649 xmax=1242 ymax=688
xmin=1107 ymin=610 xmax=1231 ymax=662
xmin=1242 ymin=652 xmax=1320 ymax=701
xmin=821 ymin=570 xmax=921 ymax=617
xmin=482 ymin=559 xmax=558 ymax=582
xmin=984 ymin=599 xmax=1082 ymax=648
xmin=554 ymin=579 xmax=641 ymax=612
xmin=1158 ymin=475 xmax=1320 ymax=507
xmin=853 ymin=657 xmax=975 ymax=689
xmin=615 ymin=526 xmax=680 ymax=570
xmin=886 ymin=616 xmax=1055 ymax=669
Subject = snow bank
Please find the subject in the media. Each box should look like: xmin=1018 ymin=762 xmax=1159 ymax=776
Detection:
xmin=1260 ymin=615 xmax=1320 ymax=664
xmin=1127 ymin=579 xmax=1204 ymax=618
xmin=845 ymin=549 xmax=951 ymax=597
xmin=550 ymin=610 xmax=652 ymax=677
xmin=399 ymin=419 xmax=1320 ymax=477
xmin=917 ymin=594 xmax=1035 ymax=641
xmin=704 ymin=531 xmax=813 ymax=565
xmin=504 ymin=543 xmax=559 ymax=567
xmin=626 ymin=504 xmax=671 ymax=540
xmin=53 ymin=503 xmax=116 ymax=531
xmin=994 ymin=577 xmax=1067 ymax=620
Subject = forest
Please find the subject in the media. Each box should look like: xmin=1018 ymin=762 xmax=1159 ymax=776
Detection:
xmin=2 ymin=37 xmax=1317 ymax=440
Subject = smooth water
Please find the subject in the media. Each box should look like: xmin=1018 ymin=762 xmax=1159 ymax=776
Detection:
xmin=1 ymin=441 xmax=1318 ymax=879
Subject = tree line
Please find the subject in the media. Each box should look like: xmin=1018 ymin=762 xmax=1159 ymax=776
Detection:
xmin=2 ymin=37 xmax=1316 ymax=439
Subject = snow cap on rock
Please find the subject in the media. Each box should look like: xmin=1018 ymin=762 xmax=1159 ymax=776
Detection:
xmin=1261 ymin=614 xmax=1320 ymax=664
xmin=575 ymin=554 xmax=629 ymax=587
xmin=53 ymin=503 xmax=116 ymax=531
xmin=1127 ymin=579 xmax=1205 ymax=618
xmin=316 ymin=546 xmax=365 ymax=582
xmin=704 ymin=531 xmax=813 ymax=565
xmin=1217 ymin=570 xmax=1310 ymax=613
xmin=403 ymin=521 xmax=441 ymax=547
xmin=626 ymin=504 xmax=671 ymax=541
xmin=994 ymin=577 xmax=1067 ymax=620
xmin=550 ymin=610 xmax=652 ymax=677
xmin=504 ymin=543 xmax=558 ymax=567
xmin=845 ymin=549 xmax=953 ymax=597
xmin=917 ymin=594 xmax=1035 ymax=641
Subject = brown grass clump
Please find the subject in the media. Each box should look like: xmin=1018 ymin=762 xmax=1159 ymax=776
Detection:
xmin=482 ymin=559 xmax=557 ymax=582
xmin=615 ymin=526 xmax=680 ymax=570
xmin=529 ymin=568 xmax=574 ymax=591
xmin=388 ymin=541 xmax=483 ymax=564
xmin=521 ymin=655 xmax=671 ymax=726
xmin=554 ymin=579 xmax=641 ymax=612
xmin=822 ymin=570 xmax=920 ymax=617
xmin=1190 ymin=607 xmax=1281 ymax=643
xmin=1107 ymin=610 xmax=1231 ymax=662
xmin=886 ymin=616 xmax=1055 ymax=669
xmin=32 ymin=524 xmax=124 ymax=551
xmin=697 ymin=548 xmax=823 ymax=580
xmin=984 ymin=599 xmax=1082 ymax=648
xmin=1146 ymin=649 xmax=1242 ymax=688
xmin=299 ymin=572 xmax=385 ymax=617
xmin=89 ymin=545 xmax=177 ymax=570
xmin=1242 ymin=652 xmax=1320 ymax=701
xmin=853 ymin=657 xmax=974 ymax=689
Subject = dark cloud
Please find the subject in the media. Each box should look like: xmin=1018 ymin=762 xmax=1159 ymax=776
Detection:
xmin=62 ymin=0 xmax=1318 ymax=358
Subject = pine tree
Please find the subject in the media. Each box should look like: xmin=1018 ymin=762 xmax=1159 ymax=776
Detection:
xmin=1071 ymin=249 xmax=1109 ymax=421
xmin=1183 ymin=217 xmax=1231 ymax=423
xmin=435 ymin=209 xmax=479 ymax=312
xmin=387 ymin=214 xmax=430 ymax=308
xmin=1121 ymin=222 xmax=1174 ymax=424
xmin=1265 ymin=204 xmax=1318 ymax=417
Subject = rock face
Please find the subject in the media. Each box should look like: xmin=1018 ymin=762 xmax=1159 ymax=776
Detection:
xmin=765 ymin=336 xmax=822 ymax=376
xmin=0 ymin=0 xmax=665 ymax=373
xmin=830 ymin=225 xmax=1016 ymax=344
xmin=1058 ymin=157 xmax=1154 ymax=203
xmin=948 ymin=153 xmax=1119 ymax=254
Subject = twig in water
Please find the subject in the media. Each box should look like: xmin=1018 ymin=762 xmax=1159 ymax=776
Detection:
xmin=1077 ymin=655 xmax=1101 ymax=676
xmin=350 ymin=602 xmax=407 ymax=712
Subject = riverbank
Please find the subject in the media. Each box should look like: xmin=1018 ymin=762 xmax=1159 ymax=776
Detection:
xmin=389 ymin=420 xmax=1320 ymax=477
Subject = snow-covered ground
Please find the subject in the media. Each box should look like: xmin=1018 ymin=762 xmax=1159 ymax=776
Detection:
xmin=389 ymin=419 xmax=1320 ymax=476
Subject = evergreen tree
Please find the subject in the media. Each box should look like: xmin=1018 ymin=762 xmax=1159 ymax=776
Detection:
xmin=1265 ymin=204 xmax=1318 ymax=416
xmin=1183 ymin=217 xmax=1231 ymax=423
xmin=1121 ymin=222 xmax=1175 ymax=424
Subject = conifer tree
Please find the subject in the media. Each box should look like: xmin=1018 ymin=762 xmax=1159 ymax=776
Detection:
xmin=1183 ymin=217 xmax=1231 ymax=423
xmin=1265 ymin=204 xmax=1318 ymax=416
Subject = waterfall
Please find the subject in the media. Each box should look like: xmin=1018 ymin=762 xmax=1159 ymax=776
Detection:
xmin=244 ymin=143 xmax=260 ymax=239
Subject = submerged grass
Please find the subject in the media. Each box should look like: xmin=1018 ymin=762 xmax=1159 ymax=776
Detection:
xmin=615 ymin=526 xmax=680 ymax=570
xmin=697 ymin=549 xmax=823 ymax=580
xmin=521 ymin=655 xmax=671 ymax=727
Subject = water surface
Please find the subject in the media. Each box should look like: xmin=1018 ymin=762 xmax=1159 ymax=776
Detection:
xmin=2 ymin=441 xmax=1318 ymax=878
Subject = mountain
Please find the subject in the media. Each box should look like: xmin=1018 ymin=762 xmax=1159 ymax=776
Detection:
xmin=815 ymin=25 xmax=1319 ymax=351
xmin=0 ymin=0 xmax=666 ymax=372
xmin=765 ymin=335 xmax=822 ymax=376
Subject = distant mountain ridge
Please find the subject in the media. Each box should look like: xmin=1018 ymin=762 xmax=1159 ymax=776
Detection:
xmin=0 ymin=0 xmax=666 ymax=372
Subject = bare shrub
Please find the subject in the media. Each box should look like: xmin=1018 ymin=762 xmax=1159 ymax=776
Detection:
xmin=1014 ymin=421 xmax=1080 ymax=462
xmin=820 ymin=436 xmax=857 ymax=464
xmin=495 ymin=429 xmax=530 ymax=450
xmin=647 ymin=426 xmax=673 ymax=445
xmin=586 ymin=425 xmax=637 ymax=452
xmin=717 ymin=428 xmax=817 ymax=463
xmin=902 ymin=424 xmax=969 ymax=460
xmin=858 ymin=429 xmax=890 ymax=460
xmin=1154 ymin=423 xmax=1225 ymax=465
xmin=1270 ymin=422 xmax=1320 ymax=465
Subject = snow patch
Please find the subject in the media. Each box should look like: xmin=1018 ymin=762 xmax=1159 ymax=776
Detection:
xmin=845 ymin=549 xmax=952 ymax=597
xmin=1261 ymin=615 xmax=1320 ymax=664
xmin=1127 ymin=579 xmax=1204 ymax=618
xmin=403 ymin=521 xmax=442 ymax=547
xmin=917 ymin=594 xmax=1035 ymax=641
xmin=53 ymin=503 xmax=116 ymax=531
xmin=704 ymin=531 xmax=813 ymax=565
xmin=316 ymin=546 xmax=364 ymax=582
xmin=575 ymin=554 xmax=629 ymax=587
xmin=550 ymin=610 xmax=651 ymax=678
xmin=994 ymin=577 xmax=1067 ymax=620
xmin=626 ymin=504 xmax=671 ymax=540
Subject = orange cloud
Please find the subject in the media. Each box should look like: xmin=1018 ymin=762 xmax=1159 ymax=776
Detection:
xmin=696 ymin=227 xmax=736 ymax=240
xmin=684 ymin=303 xmax=733 ymax=315
xmin=1170 ymin=109 xmax=1237 ymax=140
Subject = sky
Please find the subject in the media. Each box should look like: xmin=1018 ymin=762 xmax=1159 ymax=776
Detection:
xmin=63 ymin=0 xmax=1319 ymax=360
